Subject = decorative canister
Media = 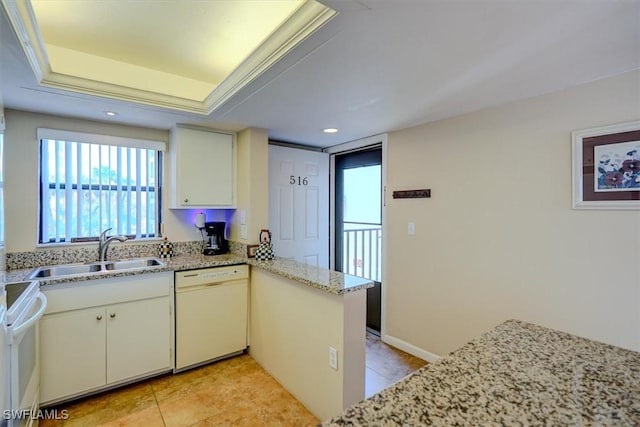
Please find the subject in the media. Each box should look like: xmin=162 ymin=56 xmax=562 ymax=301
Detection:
xmin=158 ymin=237 xmax=174 ymax=258
xmin=254 ymin=229 xmax=275 ymax=261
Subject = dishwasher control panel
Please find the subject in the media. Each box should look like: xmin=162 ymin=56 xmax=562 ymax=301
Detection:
xmin=175 ymin=265 xmax=248 ymax=288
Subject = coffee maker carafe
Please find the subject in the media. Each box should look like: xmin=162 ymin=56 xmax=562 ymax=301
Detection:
xmin=203 ymin=221 xmax=228 ymax=255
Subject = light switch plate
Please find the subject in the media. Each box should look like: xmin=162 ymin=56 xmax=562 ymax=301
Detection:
xmin=239 ymin=209 xmax=246 ymax=225
xmin=408 ymin=222 xmax=415 ymax=235
xmin=329 ymin=347 xmax=338 ymax=370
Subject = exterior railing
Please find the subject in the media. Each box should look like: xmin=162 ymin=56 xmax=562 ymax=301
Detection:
xmin=342 ymin=222 xmax=382 ymax=282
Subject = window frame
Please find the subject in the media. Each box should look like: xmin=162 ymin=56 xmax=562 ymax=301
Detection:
xmin=36 ymin=128 xmax=165 ymax=246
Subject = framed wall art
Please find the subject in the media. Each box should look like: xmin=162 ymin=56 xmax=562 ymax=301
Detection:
xmin=247 ymin=244 xmax=259 ymax=258
xmin=572 ymin=120 xmax=640 ymax=210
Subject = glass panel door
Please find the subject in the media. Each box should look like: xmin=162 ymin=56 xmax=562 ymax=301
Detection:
xmin=335 ymin=148 xmax=382 ymax=332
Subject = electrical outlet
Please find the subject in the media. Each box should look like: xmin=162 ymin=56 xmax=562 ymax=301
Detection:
xmin=239 ymin=209 xmax=246 ymax=225
xmin=240 ymin=225 xmax=248 ymax=240
xmin=329 ymin=347 xmax=338 ymax=370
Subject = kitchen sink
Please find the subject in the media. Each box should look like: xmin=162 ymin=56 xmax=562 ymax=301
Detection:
xmin=27 ymin=257 xmax=165 ymax=279
xmin=104 ymin=258 xmax=164 ymax=271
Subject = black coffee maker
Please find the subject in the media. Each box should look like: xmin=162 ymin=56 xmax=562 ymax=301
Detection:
xmin=203 ymin=221 xmax=228 ymax=255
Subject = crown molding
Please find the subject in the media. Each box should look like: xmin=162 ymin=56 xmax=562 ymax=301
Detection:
xmin=2 ymin=0 xmax=49 ymax=82
xmin=0 ymin=0 xmax=336 ymax=115
xmin=203 ymin=0 xmax=338 ymax=113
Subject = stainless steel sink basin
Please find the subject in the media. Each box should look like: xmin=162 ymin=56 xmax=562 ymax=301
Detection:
xmin=27 ymin=257 xmax=165 ymax=279
xmin=104 ymin=258 xmax=164 ymax=271
xmin=29 ymin=263 xmax=102 ymax=278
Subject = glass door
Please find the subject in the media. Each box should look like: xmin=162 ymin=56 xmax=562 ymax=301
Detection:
xmin=335 ymin=148 xmax=382 ymax=333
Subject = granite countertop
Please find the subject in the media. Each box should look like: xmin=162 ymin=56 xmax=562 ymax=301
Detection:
xmin=2 ymin=253 xmax=247 ymax=286
xmin=3 ymin=254 xmax=372 ymax=295
xmin=248 ymin=257 xmax=373 ymax=295
xmin=323 ymin=319 xmax=640 ymax=426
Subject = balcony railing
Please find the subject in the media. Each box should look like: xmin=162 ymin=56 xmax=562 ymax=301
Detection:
xmin=342 ymin=222 xmax=381 ymax=282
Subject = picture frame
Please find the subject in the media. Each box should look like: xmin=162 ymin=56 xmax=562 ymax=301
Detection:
xmin=572 ymin=120 xmax=640 ymax=210
xmin=247 ymin=244 xmax=259 ymax=258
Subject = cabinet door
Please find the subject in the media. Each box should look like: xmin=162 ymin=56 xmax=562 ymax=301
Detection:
xmin=106 ymin=297 xmax=170 ymax=384
xmin=173 ymin=127 xmax=234 ymax=207
xmin=40 ymin=308 xmax=106 ymax=404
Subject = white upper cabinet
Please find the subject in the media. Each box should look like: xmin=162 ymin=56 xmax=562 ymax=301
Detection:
xmin=169 ymin=126 xmax=236 ymax=208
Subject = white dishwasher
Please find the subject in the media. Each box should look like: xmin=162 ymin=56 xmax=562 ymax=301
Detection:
xmin=175 ymin=265 xmax=248 ymax=372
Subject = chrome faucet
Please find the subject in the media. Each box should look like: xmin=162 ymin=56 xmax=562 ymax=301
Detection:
xmin=98 ymin=228 xmax=128 ymax=261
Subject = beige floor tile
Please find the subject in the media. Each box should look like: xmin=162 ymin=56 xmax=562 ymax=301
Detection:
xmin=365 ymin=333 xmax=427 ymax=397
xmin=253 ymin=388 xmax=319 ymax=427
xmin=150 ymin=368 xmax=213 ymax=403
xmin=157 ymin=389 xmax=226 ymax=427
xmin=63 ymin=383 xmax=157 ymax=427
xmin=98 ymin=405 xmax=166 ymax=427
xmin=365 ymin=367 xmax=393 ymax=398
xmin=37 ymin=418 xmax=64 ymax=427
xmin=38 ymin=339 xmax=418 ymax=427
xmin=366 ymin=333 xmax=427 ymax=380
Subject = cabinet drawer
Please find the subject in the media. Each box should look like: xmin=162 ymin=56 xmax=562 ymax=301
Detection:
xmin=42 ymin=272 xmax=172 ymax=314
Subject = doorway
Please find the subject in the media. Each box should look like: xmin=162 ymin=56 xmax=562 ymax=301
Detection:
xmin=334 ymin=148 xmax=382 ymax=333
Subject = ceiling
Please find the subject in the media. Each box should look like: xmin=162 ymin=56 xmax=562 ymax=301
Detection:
xmin=1 ymin=0 xmax=639 ymax=148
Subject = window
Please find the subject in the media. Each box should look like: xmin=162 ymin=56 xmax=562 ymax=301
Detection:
xmin=38 ymin=129 xmax=164 ymax=244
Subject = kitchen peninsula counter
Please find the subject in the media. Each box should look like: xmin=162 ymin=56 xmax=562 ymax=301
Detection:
xmin=323 ymin=320 xmax=640 ymax=426
xmin=248 ymin=257 xmax=373 ymax=295
xmin=249 ymin=258 xmax=371 ymax=420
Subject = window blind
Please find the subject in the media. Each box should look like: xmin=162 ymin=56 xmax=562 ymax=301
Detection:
xmin=37 ymin=129 xmax=164 ymax=244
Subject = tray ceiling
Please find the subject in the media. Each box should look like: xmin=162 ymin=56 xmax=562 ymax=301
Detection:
xmin=2 ymin=0 xmax=335 ymax=113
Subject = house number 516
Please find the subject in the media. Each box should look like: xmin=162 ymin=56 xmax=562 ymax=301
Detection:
xmin=290 ymin=175 xmax=309 ymax=186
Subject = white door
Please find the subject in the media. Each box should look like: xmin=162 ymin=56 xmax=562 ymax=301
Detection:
xmin=269 ymin=145 xmax=329 ymax=268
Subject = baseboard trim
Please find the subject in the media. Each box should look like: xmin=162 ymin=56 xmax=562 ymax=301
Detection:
xmin=382 ymin=334 xmax=441 ymax=363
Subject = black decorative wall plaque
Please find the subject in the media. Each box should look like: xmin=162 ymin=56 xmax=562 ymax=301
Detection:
xmin=392 ymin=189 xmax=431 ymax=199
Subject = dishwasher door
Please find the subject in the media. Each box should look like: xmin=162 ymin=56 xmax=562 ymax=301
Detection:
xmin=175 ymin=265 xmax=248 ymax=371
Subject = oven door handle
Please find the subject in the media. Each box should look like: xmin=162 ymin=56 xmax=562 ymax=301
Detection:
xmin=10 ymin=292 xmax=47 ymax=339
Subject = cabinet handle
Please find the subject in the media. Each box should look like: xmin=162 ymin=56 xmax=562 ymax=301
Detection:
xmin=96 ymin=315 xmax=103 ymax=321
xmin=110 ymin=313 xmax=116 ymax=318
xmin=184 ymin=198 xmax=189 ymax=203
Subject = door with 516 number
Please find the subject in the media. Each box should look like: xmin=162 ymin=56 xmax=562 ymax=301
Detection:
xmin=268 ymin=145 xmax=329 ymax=268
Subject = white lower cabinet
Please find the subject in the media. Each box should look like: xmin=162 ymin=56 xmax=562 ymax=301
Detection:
xmin=40 ymin=307 xmax=106 ymax=403
xmin=39 ymin=272 xmax=173 ymax=405
xmin=106 ymin=297 xmax=170 ymax=383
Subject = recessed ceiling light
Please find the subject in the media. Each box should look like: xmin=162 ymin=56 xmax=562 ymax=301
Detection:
xmin=323 ymin=128 xmax=338 ymax=134
xmin=105 ymin=111 xmax=118 ymax=116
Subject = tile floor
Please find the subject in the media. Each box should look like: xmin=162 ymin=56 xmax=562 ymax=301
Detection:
xmin=40 ymin=336 xmax=426 ymax=427
xmin=364 ymin=333 xmax=427 ymax=398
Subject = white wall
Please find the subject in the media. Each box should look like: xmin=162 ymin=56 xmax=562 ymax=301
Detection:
xmin=3 ymin=109 xmax=228 ymax=252
xmin=385 ymin=70 xmax=640 ymax=356
xmin=229 ymin=127 xmax=268 ymax=245
xmin=249 ymin=268 xmax=365 ymax=420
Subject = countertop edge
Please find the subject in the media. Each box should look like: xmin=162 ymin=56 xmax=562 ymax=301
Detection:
xmin=3 ymin=255 xmax=374 ymax=296
xmin=247 ymin=258 xmax=374 ymax=295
